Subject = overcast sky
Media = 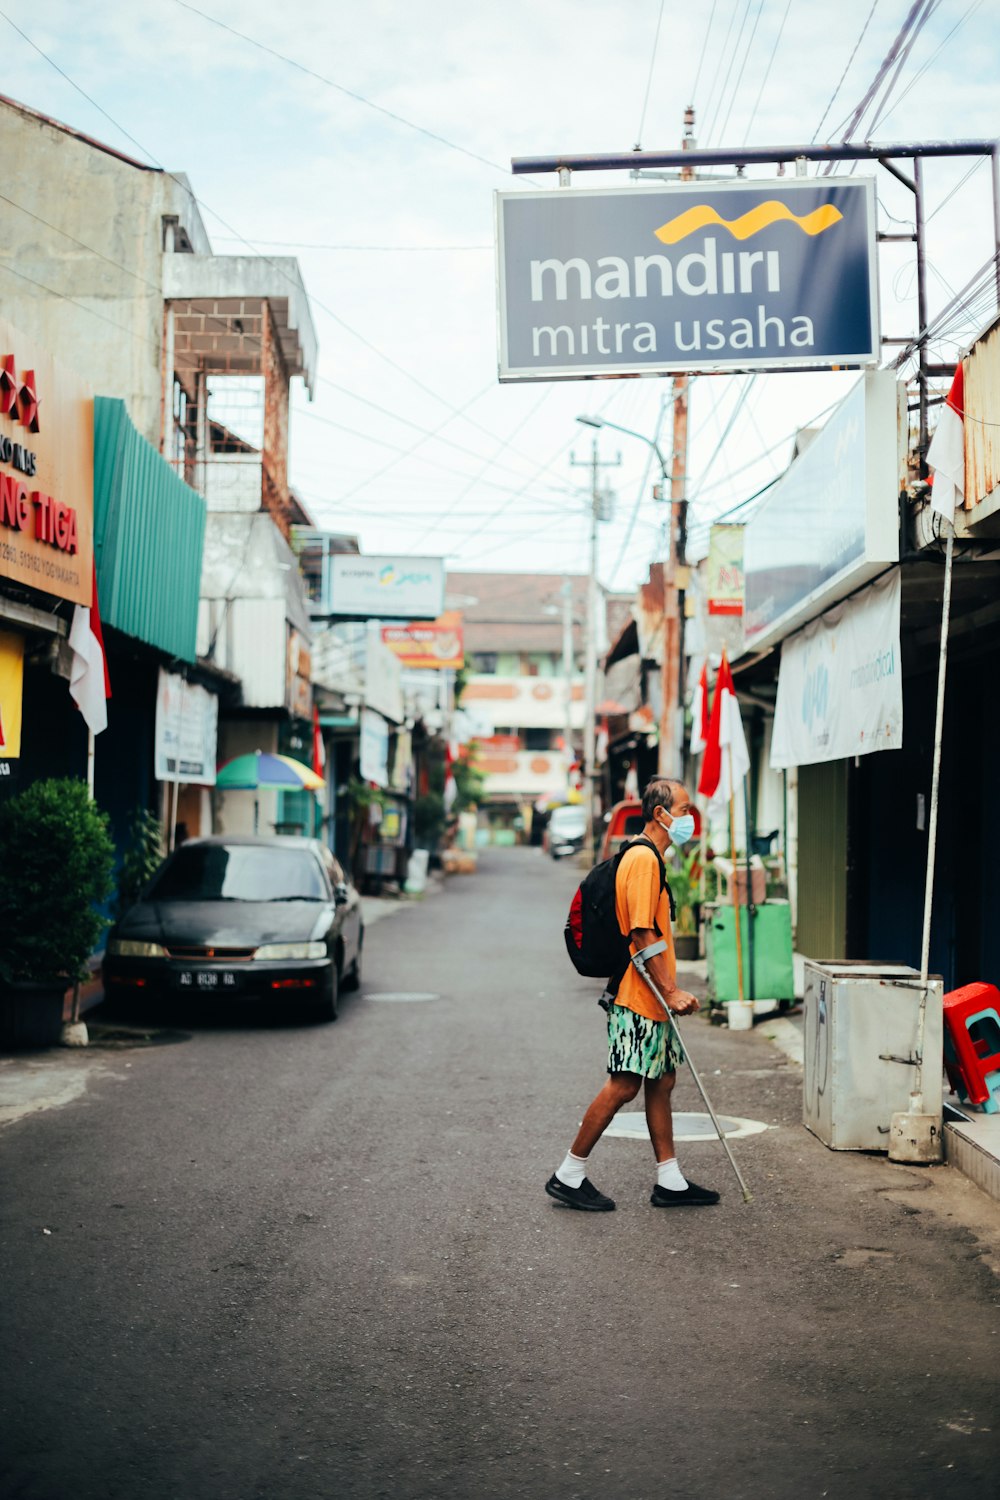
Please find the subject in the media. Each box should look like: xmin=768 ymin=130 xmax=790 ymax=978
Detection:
xmin=4 ymin=0 xmax=998 ymax=586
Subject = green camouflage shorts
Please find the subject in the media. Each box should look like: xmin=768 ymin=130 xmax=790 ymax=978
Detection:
xmin=606 ymin=1002 xmax=685 ymax=1079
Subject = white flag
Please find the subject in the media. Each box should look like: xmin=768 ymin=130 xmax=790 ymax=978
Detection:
xmin=690 ymin=661 xmax=709 ymax=757
xmin=711 ymin=656 xmax=750 ymax=808
xmin=927 ymin=365 xmax=964 ymax=521
xmin=69 ymin=601 xmax=109 ymax=736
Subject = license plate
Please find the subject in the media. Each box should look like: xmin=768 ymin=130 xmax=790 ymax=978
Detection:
xmin=178 ymin=970 xmax=239 ymax=990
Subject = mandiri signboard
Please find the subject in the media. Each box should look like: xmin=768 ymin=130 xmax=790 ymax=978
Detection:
xmin=328 ymin=555 xmax=445 ymax=621
xmin=495 ymin=178 xmax=878 ymax=381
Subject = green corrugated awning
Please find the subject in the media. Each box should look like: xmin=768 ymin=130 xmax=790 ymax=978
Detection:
xmin=94 ymin=397 xmax=206 ymax=662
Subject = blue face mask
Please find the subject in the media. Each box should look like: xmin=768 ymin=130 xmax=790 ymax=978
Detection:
xmin=660 ymin=812 xmax=696 ymax=847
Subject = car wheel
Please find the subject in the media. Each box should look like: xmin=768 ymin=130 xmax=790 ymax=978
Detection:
xmin=342 ymin=932 xmax=363 ymax=993
xmin=307 ymin=966 xmax=339 ymax=1023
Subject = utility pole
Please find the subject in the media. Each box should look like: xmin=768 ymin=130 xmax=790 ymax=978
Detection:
xmin=659 ymin=105 xmax=695 ymax=777
xmin=571 ymin=439 xmax=620 ymax=861
xmin=560 ymin=577 xmax=575 ymax=795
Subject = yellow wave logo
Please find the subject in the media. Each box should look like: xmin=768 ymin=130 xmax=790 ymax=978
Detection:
xmin=654 ymin=201 xmax=843 ymax=245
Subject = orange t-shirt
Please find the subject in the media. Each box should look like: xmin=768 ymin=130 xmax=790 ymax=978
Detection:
xmin=613 ymin=842 xmax=676 ymax=1022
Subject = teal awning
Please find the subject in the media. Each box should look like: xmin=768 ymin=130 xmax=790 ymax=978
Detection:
xmin=94 ymin=397 xmax=206 ymax=662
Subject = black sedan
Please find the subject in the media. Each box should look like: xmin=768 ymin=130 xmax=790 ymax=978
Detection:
xmin=103 ymin=836 xmax=364 ymax=1022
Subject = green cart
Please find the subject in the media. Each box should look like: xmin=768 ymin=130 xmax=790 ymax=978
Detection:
xmin=704 ymin=900 xmax=795 ymax=1007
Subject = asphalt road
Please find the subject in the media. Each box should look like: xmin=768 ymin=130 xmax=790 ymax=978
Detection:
xmin=2 ymin=847 xmax=1000 ymax=1500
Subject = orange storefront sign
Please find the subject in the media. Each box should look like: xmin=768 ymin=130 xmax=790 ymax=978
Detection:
xmin=0 ymin=317 xmax=94 ymax=606
xmin=380 ymin=610 xmax=463 ymax=670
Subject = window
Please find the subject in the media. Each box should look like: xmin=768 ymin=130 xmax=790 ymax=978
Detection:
xmin=525 ymin=653 xmax=558 ymax=678
xmin=149 ymin=844 xmax=326 ymax=902
xmin=471 ymin=652 xmax=497 ymax=674
xmin=523 ymin=728 xmax=554 ymax=751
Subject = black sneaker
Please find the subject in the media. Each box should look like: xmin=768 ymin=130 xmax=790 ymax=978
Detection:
xmin=650 ymin=1180 xmax=720 ymax=1208
xmin=545 ymin=1174 xmax=616 ymax=1212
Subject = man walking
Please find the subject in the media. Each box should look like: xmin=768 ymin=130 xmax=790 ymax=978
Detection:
xmin=546 ymin=776 xmax=720 ymax=1212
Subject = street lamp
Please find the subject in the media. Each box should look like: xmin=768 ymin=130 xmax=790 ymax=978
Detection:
xmin=576 ymin=413 xmax=671 ymax=490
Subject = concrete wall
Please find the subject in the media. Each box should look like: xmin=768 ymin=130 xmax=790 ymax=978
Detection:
xmin=202 ymin=455 xmax=263 ymax=512
xmin=463 ymin=675 xmax=584 ymax=731
xmin=0 ymin=97 xmax=210 ymax=443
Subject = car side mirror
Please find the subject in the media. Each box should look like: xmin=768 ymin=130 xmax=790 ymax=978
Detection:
xmin=334 ymin=882 xmax=350 ymax=906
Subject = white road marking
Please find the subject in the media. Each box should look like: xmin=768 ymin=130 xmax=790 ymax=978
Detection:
xmin=604 ymin=1110 xmax=772 ymax=1142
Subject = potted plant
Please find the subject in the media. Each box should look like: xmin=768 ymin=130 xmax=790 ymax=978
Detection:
xmin=0 ymin=778 xmax=115 ymax=1046
xmin=665 ymin=846 xmax=701 ymax=962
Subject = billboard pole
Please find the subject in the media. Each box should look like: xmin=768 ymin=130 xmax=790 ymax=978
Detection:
xmin=571 ymin=441 xmax=620 ymax=861
xmin=661 ymin=108 xmax=695 ymax=777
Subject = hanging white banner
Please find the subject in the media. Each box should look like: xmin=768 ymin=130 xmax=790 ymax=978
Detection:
xmin=360 ymin=707 xmax=390 ymax=788
xmin=770 ymin=569 xmax=902 ymax=770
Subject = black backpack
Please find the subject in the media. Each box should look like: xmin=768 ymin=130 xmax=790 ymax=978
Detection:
xmin=564 ymin=837 xmax=674 ymax=981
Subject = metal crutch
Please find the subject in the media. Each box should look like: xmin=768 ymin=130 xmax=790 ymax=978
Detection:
xmin=631 ymin=940 xmax=753 ymax=1203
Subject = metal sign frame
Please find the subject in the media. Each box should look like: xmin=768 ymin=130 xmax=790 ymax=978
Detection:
xmin=509 ymin=137 xmax=1000 ymax=470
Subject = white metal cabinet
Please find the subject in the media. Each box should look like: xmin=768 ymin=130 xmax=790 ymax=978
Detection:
xmin=802 ymin=961 xmax=943 ymax=1150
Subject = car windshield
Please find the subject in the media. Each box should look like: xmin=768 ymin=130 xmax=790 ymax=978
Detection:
xmin=148 ymin=845 xmax=326 ymax=903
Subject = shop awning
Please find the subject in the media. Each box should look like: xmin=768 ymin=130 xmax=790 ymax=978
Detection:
xmin=94 ymin=398 xmax=206 ymax=662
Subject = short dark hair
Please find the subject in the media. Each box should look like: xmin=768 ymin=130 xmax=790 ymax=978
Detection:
xmin=641 ymin=777 xmax=684 ymax=822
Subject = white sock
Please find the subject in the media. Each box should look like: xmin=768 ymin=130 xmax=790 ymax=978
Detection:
xmin=556 ymin=1151 xmax=588 ymax=1188
xmin=656 ymin=1158 xmax=688 ymax=1192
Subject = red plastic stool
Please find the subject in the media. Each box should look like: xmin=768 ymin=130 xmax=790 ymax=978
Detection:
xmin=943 ymin=982 xmax=1000 ymax=1114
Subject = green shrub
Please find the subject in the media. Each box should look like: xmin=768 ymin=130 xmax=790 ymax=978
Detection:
xmin=115 ymin=807 xmax=164 ymax=920
xmin=0 ymin=778 xmax=115 ymax=985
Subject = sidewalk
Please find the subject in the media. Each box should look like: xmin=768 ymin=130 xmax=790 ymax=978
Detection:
xmin=681 ymin=959 xmax=1000 ymax=1207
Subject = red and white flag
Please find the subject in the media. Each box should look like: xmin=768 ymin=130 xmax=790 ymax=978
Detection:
xmin=311 ymin=703 xmax=326 ymax=778
xmin=690 ymin=660 xmax=710 ymax=757
xmin=697 ymin=652 xmax=749 ymax=805
xmin=444 ymin=740 xmax=458 ymax=812
xmin=927 ymin=363 xmax=965 ymax=521
xmin=69 ymin=559 xmax=111 ymax=736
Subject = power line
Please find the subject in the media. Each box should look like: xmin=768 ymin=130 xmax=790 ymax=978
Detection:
xmin=810 ymin=0 xmax=882 ymax=143
xmin=635 ymin=0 xmax=667 ymax=146
xmin=313 ymin=377 xmax=572 ymax=489
xmin=863 ymin=0 xmax=942 ymax=140
xmin=408 ymin=389 xmax=556 ymax=551
xmin=211 ymin=239 xmax=492 ymax=252
xmin=701 ymin=0 xmax=755 ymax=144
xmin=688 ymin=375 xmax=757 ymax=502
xmin=701 ymin=0 xmax=746 ymax=141
xmin=170 ymin=0 xmax=522 ymax=180
xmin=712 ymin=0 xmax=767 ymax=145
xmin=825 ymin=0 xmax=930 ymax=149
xmin=690 ymin=0 xmax=720 ymax=108
xmin=927 ymin=156 xmax=986 ymax=221
xmin=0 ymin=10 xmax=529 ymax=462
xmin=739 ymin=0 xmax=793 ymax=143
xmin=291 ymin=398 xmax=579 ymax=506
xmin=0 ymin=182 xmax=545 ymax=499
xmin=874 ymin=0 xmax=983 ymax=125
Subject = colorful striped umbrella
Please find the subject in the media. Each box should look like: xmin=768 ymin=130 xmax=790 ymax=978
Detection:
xmin=216 ymin=751 xmax=325 ymax=792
